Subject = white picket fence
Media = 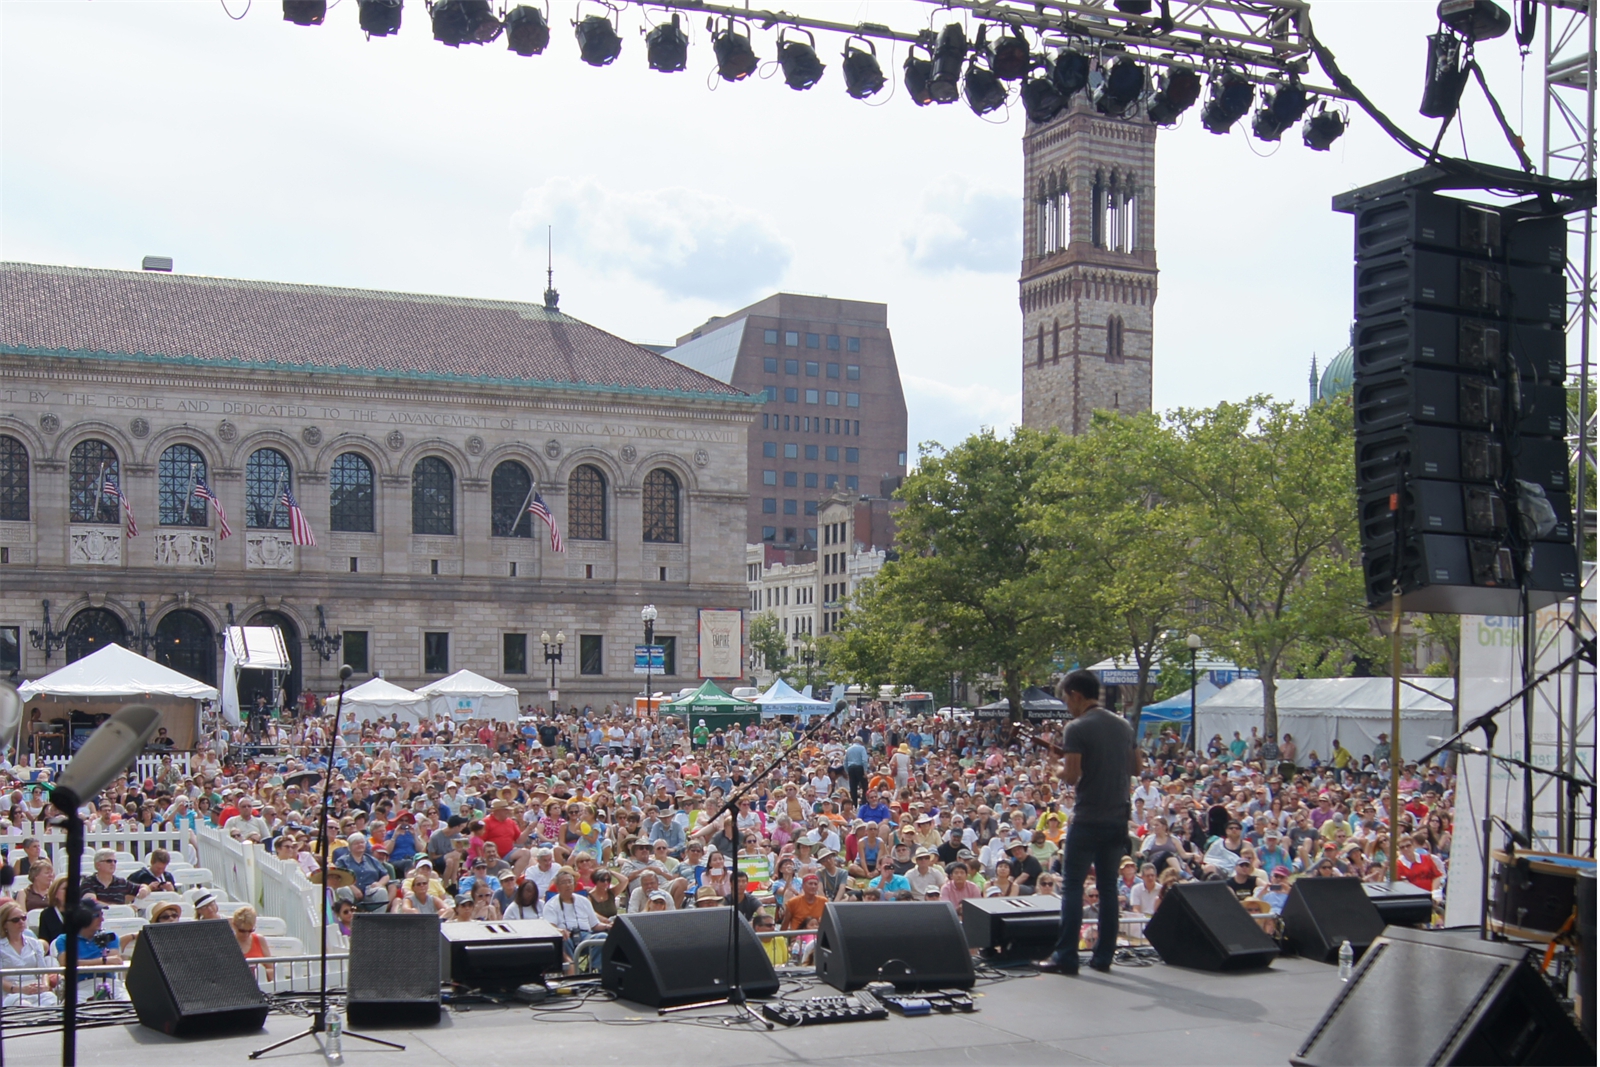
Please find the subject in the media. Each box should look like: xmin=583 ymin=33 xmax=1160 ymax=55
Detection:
xmin=18 ymin=752 xmax=192 ymax=782
xmin=3 ymin=826 xmax=199 ymax=869
xmin=192 ymin=824 xmax=326 ymax=953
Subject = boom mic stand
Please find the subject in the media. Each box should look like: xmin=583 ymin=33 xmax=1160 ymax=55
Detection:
xmin=250 ymin=665 xmax=404 ymax=1060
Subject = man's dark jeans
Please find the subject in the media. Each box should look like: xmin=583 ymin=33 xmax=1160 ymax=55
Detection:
xmin=846 ymin=765 xmax=867 ymax=805
xmin=1050 ymin=818 xmax=1127 ymax=969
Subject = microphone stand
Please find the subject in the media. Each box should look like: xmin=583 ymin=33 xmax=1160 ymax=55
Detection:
xmin=250 ymin=666 xmax=404 ymax=1060
xmin=659 ymin=703 xmax=845 ymax=1027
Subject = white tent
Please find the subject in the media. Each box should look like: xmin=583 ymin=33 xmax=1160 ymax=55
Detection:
xmin=415 ymin=670 xmax=521 ymax=722
xmin=18 ymin=643 xmax=218 ymax=750
xmin=221 ymin=626 xmax=290 ymax=726
xmin=1196 ymin=677 xmax=1456 ymax=763
xmin=753 ymin=678 xmax=834 ymax=720
xmin=337 ymin=677 xmax=430 ymax=724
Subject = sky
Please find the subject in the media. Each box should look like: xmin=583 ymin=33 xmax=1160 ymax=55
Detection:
xmin=0 ymin=0 xmax=1567 ymax=455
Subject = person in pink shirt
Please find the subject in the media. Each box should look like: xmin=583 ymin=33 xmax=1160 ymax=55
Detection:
xmin=939 ymin=861 xmax=982 ymax=905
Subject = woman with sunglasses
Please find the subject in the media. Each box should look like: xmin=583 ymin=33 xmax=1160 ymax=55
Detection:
xmin=0 ymin=900 xmax=57 ymax=1006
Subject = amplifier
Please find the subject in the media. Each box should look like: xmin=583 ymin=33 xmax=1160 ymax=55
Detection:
xmin=1361 ymin=881 xmax=1435 ymax=927
xmin=440 ymin=920 xmax=564 ymax=990
xmin=961 ymin=895 xmax=1062 ymax=961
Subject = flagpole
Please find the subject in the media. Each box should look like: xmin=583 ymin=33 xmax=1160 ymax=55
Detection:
xmin=185 ymin=463 xmax=198 ymax=523
xmin=268 ymin=471 xmax=285 ymax=529
xmin=514 ymin=479 xmax=538 ymax=537
xmin=94 ymin=461 xmax=107 ymax=519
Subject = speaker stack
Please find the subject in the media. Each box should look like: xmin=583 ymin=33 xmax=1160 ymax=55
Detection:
xmin=126 ymin=920 xmax=270 ymax=1037
xmin=600 ymin=909 xmax=779 ymax=1009
xmin=1143 ymin=882 xmax=1279 ymax=972
xmin=815 ymin=901 xmax=975 ymax=992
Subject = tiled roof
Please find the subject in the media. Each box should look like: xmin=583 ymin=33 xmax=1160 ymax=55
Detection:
xmin=0 ymin=262 xmax=747 ymax=400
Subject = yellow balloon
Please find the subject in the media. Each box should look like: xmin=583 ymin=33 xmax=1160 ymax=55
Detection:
xmin=580 ymin=822 xmax=592 ymax=836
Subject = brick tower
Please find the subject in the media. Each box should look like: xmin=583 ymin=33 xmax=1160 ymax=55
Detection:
xmin=1020 ymin=97 xmax=1157 ymax=433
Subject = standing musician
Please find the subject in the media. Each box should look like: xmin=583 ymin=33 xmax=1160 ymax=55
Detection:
xmin=1038 ymin=669 xmax=1142 ymax=976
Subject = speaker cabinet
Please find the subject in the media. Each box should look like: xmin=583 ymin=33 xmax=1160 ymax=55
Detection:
xmin=816 ymin=901 xmax=974 ymax=992
xmin=600 ymin=909 xmax=778 ymax=1009
xmin=1283 ymin=877 xmax=1386 ymax=963
xmin=126 ymin=919 xmax=270 ymax=1037
xmin=440 ymin=919 xmax=564 ymax=991
xmin=1293 ymin=927 xmax=1591 ymax=1066
xmin=962 ymin=894 xmax=1061 ymax=961
xmin=1362 ymin=880 xmax=1435 ymax=928
xmin=348 ymin=913 xmax=441 ymax=1027
xmin=1144 ymin=882 xmax=1279 ymax=972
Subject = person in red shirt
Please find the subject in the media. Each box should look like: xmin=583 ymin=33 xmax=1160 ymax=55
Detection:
xmin=481 ymin=798 xmax=522 ymax=859
xmin=1395 ymin=834 xmax=1442 ymax=891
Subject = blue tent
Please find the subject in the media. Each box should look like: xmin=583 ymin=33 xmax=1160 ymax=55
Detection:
xmin=1138 ymin=680 xmax=1220 ymax=746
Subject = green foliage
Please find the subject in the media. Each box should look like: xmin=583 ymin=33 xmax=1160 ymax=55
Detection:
xmin=747 ymin=612 xmax=789 ymax=677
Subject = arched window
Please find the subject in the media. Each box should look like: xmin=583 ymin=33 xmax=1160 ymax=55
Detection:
xmin=158 ymin=444 xmax=209 ymax=527
xmin=412 ymin=457 xmax=455 ymax=536
xmin=69 ymin=439 xmax=120 ymax=524
xmin=65 ymin=608 xmax=127 ymax=663
xmin=491 ymin=461 xmax=534 ymax=538
xmin=567 ymin=464 xmax=607 ymax=541
xmin=329 ymin=452 xmax=374 ymax=533
xmin=245 ymin=448 xmax=292 ymax=529
xmin=642 ymin=469 xmax=680 ymax=543
xmin=0 ymin=435 xmax=28 ymax=522
xmin=1106 ymin=315 xmax=1125 ymax=362
xmin=153 ymin=609 xmax=216 ymax=686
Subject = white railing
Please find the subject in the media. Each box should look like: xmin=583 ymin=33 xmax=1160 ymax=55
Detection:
xmin=191 ymin=825 xmax=327 ymax=954
xmin=0 ymin=827 xmax=198 ymax=870
xmin=193 ymin=824 xmax=256 ymax=906
xmin=0 ymin=952 xmax=351 ymax=1004
xmin=19 ymin=753 xmax=192 ymax=781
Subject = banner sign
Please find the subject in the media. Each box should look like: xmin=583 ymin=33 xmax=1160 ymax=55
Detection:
xmin=697 ymin=609 xmax=743 ymax=680
xmin=633 ymin=645 xmax=665 ymax=675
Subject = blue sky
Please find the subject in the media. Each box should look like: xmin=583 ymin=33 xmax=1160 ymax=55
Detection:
xmin=1 ymin=1 xmax=1556 ymax=453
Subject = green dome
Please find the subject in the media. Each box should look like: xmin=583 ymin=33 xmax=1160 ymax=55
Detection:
xmin=1319 ymin=346 xmax=1353 ymax=400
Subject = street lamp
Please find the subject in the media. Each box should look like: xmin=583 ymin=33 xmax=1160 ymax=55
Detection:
xmin=541 ymin=631 xmax=565 ymax=707
xmin=27 ymin=600 xmax=66 ymax=665
xmin=307 ymin=605 xmax=343 ymax=662
xmin=1186 ymin=633 xmax=1202 ymax=752
xmin=641 ymin=605 xmax=657 ymax=718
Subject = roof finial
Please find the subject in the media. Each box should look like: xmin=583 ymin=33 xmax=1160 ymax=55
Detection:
xmin=1309 ymin=352 xmax=1319 ymax=406
xmin=543 ymin=225 xmax=559 ymax=311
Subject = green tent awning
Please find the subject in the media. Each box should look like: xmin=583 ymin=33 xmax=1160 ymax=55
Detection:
xmin=664 ymin=680 xmax=759 ymax=729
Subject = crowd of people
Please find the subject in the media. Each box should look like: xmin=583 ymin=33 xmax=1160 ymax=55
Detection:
xmin=0 ymin=674 xmax=1457 ymax=991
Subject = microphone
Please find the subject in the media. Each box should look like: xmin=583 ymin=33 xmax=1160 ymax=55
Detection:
xmin=1427 ymin=736 xmax=1488 ymax=757
xmin=1492 ymin=815 xmax=1532 ymax=850
xmin=339 ymin=663 xmax=354 ymax=681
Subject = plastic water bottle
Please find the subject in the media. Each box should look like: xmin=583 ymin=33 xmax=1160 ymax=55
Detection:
xmin=1337 ymin=939 xmax=1353 ymax=982
xmin=325 ymin=1010 xmax=344 ymax=1063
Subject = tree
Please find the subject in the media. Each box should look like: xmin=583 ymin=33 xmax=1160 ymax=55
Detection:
xmin=747 ymin=612 xmax=789 ymax=680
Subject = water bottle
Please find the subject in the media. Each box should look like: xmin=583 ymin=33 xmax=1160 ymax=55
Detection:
xmin=326 ymin=1010 xmax=344 ymax=1063
xmin=1337 ymin=939 xmax=1353 ymax=982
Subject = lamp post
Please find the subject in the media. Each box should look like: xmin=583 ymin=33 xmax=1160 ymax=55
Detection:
xmin=307 ymin=604 xmax=343 ymax=662
xmin=1186 ymin=634 xmax=1202 ymax=753
xmin=27 ymin=599 xmax=66 ymax=665
xmin=641 ymin=605 xmax=657 ymax=719
xmin=541 ymin=631 xmax=565 ymax=707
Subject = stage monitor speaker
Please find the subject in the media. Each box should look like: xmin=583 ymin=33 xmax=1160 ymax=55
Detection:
xmin=1144 ymin=882 xmax=1279 ymax=972
xmin=1293 ymin=927 xmax=1591 ymax=1066
xmin=816 ymin=901 xmax=975 ymax=992
xmin=1283 ymin=877 xmax=1385 ymax=963
xmin=962 ymin=894 xmax=1061 ymax=961
xmin=1362 ymin=880 xmax=1435 ymax=928
xmin=600 ymin=909 xmax=778 ymax=1009
xmin=348 ymin=913 xmax=441 ymax=1027
xmin=441 ymin=919 xmax=564 ymax=991
xmin=126 ymin=919 xmax=270 ymax=1037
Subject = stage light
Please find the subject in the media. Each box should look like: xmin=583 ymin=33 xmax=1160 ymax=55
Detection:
xmin=1437 ymin=0 xmax=1511 ymax=40
xmin=283 ymin=0 xmax=325 ymax=26
xmin=964 ymin=62 xmax=1007 ymax=116
xmin=903 ymin=44 xmax=935 ymax=106
xmin=1251 ymin=78 xmax=1309 ymax=140
xmin=574 ymin=12 xmax=621 ymax=66
xmin=1114 ymin=0 xmax=1153 ymax=13
xmin=1090 ymin=56 xmax=1144 ymax=115
xmin=1302 ymin=104 xmax=1347 ymax=151
xmin=1051 ymin=48 xmax=1089 ymax=97
xmin=646 ymin=13 xmax=688 ymax=72
xmin=1200 ymin=69 xmax=1254 ymax=133
xmin=1146 ymin=64 xmax=1200 ymax=125
xmin=504 ymin=5 xmax=549 ymax=56
xmin=991 ymin=26 xmax=1031 ymax=81
xmin=929 ymin=23 xmax=967 ymax=104
xmin=711 ymin=20 xmax=758 ymax=81
xmin=1020 ymin=71 xmax=1067 ymax=124
xmin=841 ymin=37 xmax=886 ymax=100
xmin=431 ymin=0 xmax=500 ymax=46
xmin=357 ymin=0 xmax=402 ymax=36
xmin=778 ymin=28 xmax=825 ymax=91
xmin=1419 ymin=30 xmax=1469 ymax=118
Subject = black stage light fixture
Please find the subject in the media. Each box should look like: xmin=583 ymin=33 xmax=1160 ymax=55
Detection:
xmin=992 ymin=26 xmax=1031 ymax=81
xmin=1114 ymin=0 xmax=1153 ymax=13
xmin=904 ymin=44 xmax=935 ymax=106
xmin=929 ymin=23 xmax=967 ymax=104
xmin=1051 ymin=47 xmax=1089 ymax=97
xmin=1020 ymin=66 xmax=1068 ymax=124
xmin=574 ymin=12 xmax=621 ymax=66
xmin=504 ymin=5 xmax=549 ymax=55
xmin=964 ymin=60 xmax=1007 ymax=116
xmin=778 ymin=28 xmax=825 ymax=91
xmin=1438 ymin=0 xmax=1512 ymax=40
xmin=1419 ymin=30 xmax=1469 ymax=118
xmin=841 ymin=37 xmax=886 ymax=100
xmin=1251 ymin=78 xmax=1309 ymax=140
xmin=1090 ymin=56 xmax=1144 ymax=115
xmin=1200 ymin=68 xmax=1254 ymax=133
xmin=357 ymin=0 xmax=402 ymax=36
xmin=1303 ymin=104 xmax=1347 ymax=150
xmin=711 ymin=19 xmax=758 ymax=81
xmin=1146 ymin=64 xmax=1200 ymax=125
xmin=645 ymin=13 xmax=688 ymax=72
xmin=431 ymin=0 xmax=500 ymax=46
xmin=283 ymin=0 xmax=326 ymax=26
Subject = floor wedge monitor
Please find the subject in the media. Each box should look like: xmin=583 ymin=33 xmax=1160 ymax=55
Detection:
xmin=600 ymin=909 xmax=778 ymax=1009
xmin=348 ymin=912 xmax=442 ymax=1027
xmin=126 ymin=919 xmax=270 ymax=1037
xmin=816 ymin=901 xmax=975 ymax=991
xmin=1144 ymin=882 xmax=1278 ymax=972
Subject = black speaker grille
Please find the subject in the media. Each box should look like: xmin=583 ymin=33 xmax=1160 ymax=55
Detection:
xmin=350 ymin=913 xmax=441 ymax=1002
xmin=821 ymin=902 xmax=974 ymax=990
xmin=1283 ymin=878 xmax=1385 ymax=962
xmin=147 ymin=920 xmax=267 ymax=1012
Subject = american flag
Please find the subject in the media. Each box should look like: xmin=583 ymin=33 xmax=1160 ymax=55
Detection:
xmin=192 ymin=477 xmax=232 ymax=540
xmin=101 ymin=479 xmax=138 ymax=537
xmin=280 ymin=486 xmax=317 ymax=547
xmin=528 ymin=491 xmax=563 ymax=552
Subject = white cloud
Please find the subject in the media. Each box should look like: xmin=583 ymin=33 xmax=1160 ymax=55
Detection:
xmin=902 ymin=373 xmax=1019 ymax=455
xmin=511 ymin=178 xmax=792 ymax=304
xmin=901 ymin=176 xmax=1019 ymax=275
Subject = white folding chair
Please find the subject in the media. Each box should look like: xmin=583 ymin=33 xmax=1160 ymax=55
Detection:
xmin=265 ymin=935 xmax=304 ymax=956
xmin=25 ymin=909 xmax=41 ymax=935
xmin=254 ymin=917 xmax=288 ymax=937
xmin=102 ymin=917 xmax=146 ymax=938
xmin=102 ymin=904 xmax=136 ymax=920
xmin=216 ymin=901 xmax=249 ymax=918
xmin=174 ymin=868 xmax=213 ymax=888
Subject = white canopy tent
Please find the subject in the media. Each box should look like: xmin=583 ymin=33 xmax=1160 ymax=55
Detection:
xmin=753 ymin=678 xmax=834 ymax=720
xmin=336 ymin=677 xmax=430 ymax=724
xmin=18 ymin=643 xmax=218 ymax=751
xmin=1196 ymin=677 xmax=1456 ymax=763
xmin=221 ymin=626 xmax=290 ymax=726
xmin=415 ymin=670 xmax=521 ymax=722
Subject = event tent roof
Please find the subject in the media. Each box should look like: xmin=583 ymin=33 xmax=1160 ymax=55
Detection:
xmin=1196 ymin=677 xmax=1456 ymax=760
xmin=665 ymin=680 xmax=759 ymax=727
xmin=18 ymin=643 xmax=218 ymax=700
xmin=339 ymin=677 xmax=429 ymax=723
xmin=415 ymin=670 xmax=520 ymax=721
xmin=415 ymin=670 xmax=518 ymax=698
xmin=976 ymin=686 xmax=1071 ymax=722
xmin=753 ymin=678 xmax=833 ymax=719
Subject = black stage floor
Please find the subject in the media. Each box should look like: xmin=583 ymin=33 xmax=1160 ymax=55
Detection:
xmin=8 ymin=956 xmax=1347 ymax=1066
